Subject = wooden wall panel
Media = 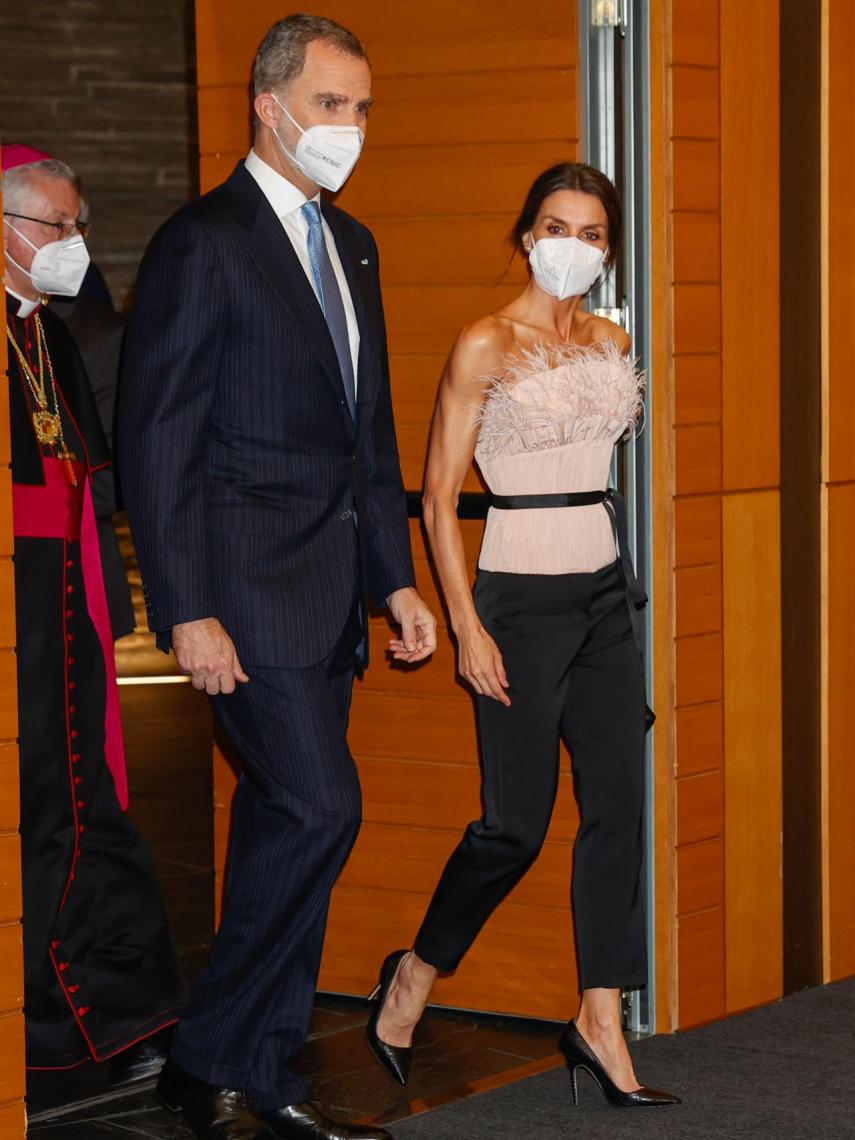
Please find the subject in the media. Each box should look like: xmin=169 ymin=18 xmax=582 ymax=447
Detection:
xmin=821 ymin=0 xmax=855 ymax=984
xmin=199 ymin=0 xmax=581 ymax=1017
xmin=824 ymin=0 xmax=855 ymax=484
xmin=674 ymin=496 xmax=721 ymax=567
xmin=720 ymin=0 xmax=780 ymax=493
xmin=659 ymin=0 xmax=782 ymax=1030
xmin=674 ymin=425 xmax=722 ymax=495
xmin=677 ymin=840 xmax=724 ymax=915
xmin=675 ymin=703 xmax=723 ymax=778
xmin=824 ymin=484 xmax=855 ymax=978
xmin=723 ymin=490 xmax=783 ymax=1011
xmin=0 ymin=158 xmax=26 ymax=1134
xmin=677 ymin=908 xmax=726 ymax=1026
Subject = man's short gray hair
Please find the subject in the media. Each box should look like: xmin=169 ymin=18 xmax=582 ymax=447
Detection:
xmin=251 ymin=13 xmax=368 ymax=102
xmin=2 ymin=158 xmax=87 ymax=220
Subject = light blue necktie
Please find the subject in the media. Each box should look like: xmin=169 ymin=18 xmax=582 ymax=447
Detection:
xmin=301 ymin=200 xmax=356 ymax=421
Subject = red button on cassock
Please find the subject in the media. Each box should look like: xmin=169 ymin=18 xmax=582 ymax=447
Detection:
xmin=67 ymin=634 xmax=74 ymax=643
xmin=66 ymin=610 xmax=74 ymax=619
xmin=51 ymin=940 xmax=59 ymax=950
xmin=77 ymin=800 xmax=85 ymax=810
xmin=68 ymin=681 xmax=75 ymax=691
xmin=77 ymin=1006 xmax=90 ymax=1016
xmin=78 ymin=825 xmax=85 ymax=834
xmin=74 ymin=776 xmax=82 ymax=786
xmin=69 ymin=706 xmax=77 ymax=715
xmin=68 ymin=984 xmax=80 ymax=994
xmin=68 ymin=658 xmax=76 ymax=666
xmin=66 ymin=585 xmax=73 ymax=594
xmin=72 ymin=753 xmax=80 ymax=762
xmin=59 ymin=962 xmax=69 ymax=972
xmin=70 ymin=730 xmax=79 ymax=739
xmin=66 ymin=560 xmax=74 ymax=569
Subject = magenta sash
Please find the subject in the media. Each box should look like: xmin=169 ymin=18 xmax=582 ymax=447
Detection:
xmin=12 ymin=458 xmax=129 ymax=809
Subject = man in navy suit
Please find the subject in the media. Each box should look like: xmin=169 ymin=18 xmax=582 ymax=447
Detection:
xmin=119 ymin=14 xmax=436 ymax=1140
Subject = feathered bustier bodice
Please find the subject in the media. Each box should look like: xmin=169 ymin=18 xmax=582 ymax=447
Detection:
xmin=473 ymin=339 xmax=644 ymax=575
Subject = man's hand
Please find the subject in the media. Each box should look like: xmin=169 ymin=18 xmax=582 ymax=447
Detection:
xmin=386 ymin=587 xmax=437 ymax=664
xmin=173 ymin=617 xmax=249 ymax=695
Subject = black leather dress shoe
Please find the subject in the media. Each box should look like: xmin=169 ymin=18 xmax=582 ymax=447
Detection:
xmin=256 ymin=1103 xmax=393 ymax=1140
xmin=157 ymin=1058 xmax=277 ymax=1139
xmin=108 ymin=1026 xmax=173 ymax=1087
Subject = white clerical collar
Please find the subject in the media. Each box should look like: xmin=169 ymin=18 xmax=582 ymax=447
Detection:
xmin=244 ymin=148 xmax=321 ymax=220
xmin=5 ymin=285 xmax=40 ymax=318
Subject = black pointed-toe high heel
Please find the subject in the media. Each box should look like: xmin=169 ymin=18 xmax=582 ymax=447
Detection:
xmin=365 ymin=949 xmax=413 ymax=1086
xmin=559 ymin=1021 xmax=681 ymax=1108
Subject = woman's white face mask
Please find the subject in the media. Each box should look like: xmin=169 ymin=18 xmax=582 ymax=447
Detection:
xmin=526 ymin=235 xmax=605 ymax=300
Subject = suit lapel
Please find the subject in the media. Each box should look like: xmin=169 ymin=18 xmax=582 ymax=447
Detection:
xmin=229 ymin=165 xmax=350 ymax=410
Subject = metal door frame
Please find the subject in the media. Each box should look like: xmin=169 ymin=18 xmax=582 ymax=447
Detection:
xmin=578 ymin=0 xmax=655 ymax=1035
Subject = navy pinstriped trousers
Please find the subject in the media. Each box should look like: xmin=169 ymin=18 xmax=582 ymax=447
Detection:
xmin=170 ymin=624 xmax=362 ymax=1108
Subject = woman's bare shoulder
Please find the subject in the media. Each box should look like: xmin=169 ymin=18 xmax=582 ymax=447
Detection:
xmin=576 ymin=309 xmax=632 ymax=354
xmin=446 ymin=315 xmax=516 ymax=383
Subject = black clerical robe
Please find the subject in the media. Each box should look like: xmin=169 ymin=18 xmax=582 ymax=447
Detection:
xmin=6 ymin=294 xmax=185 ymax=1068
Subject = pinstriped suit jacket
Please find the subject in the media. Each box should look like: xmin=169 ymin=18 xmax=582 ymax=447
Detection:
xmin=118 ymin=162 xmax=415 ymax=668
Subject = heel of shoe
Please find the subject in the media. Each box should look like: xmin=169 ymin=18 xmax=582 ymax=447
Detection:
xmin=569 ymin=1064 xmax=580 ymax=1108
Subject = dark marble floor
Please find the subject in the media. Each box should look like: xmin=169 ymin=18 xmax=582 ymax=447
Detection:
xmin=25 ymin=682 xmax=565 ymax=1137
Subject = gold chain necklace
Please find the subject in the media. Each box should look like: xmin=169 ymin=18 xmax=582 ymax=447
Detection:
xmin=6 ymin=314 xmax=78 ymax=485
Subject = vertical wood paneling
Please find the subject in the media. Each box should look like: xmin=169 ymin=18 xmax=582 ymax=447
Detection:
xmin=719 ymin=0 xmax=783 ymax=1016
xmin=200 ymin=3 xmax=582 ymax=1018
xmin=821 ymin=0 xmax=855 ymax=984
xmin=720 ymin=0 xmax=780 ymax=492
xmin=723 ymin=491 xmax=783 ymax=1011
xmin=824 ymin=0 xmax=855 ymax=484
xmin=0 ymin=157 xmax=27 ymax=1136
xmin=663 ymin=0 xmax=782 ymax=1029
xmin=649 ymin=0 xmax=679 ymax=1034
xmin=824 ymin=485 xmax=855 ymax=979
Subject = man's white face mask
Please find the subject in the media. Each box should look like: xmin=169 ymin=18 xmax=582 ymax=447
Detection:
xmin=270 ymin=94 xmax=364 ymax=192
xmin=5 ymin=220 xmax=90 ymax=297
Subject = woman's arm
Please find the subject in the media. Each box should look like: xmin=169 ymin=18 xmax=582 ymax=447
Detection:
xmin=422 ymin=323 xmax=511 ymax=705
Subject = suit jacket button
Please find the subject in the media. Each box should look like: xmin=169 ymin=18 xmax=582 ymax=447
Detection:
xmin=340 ymin=509 xmax=353 ymax=521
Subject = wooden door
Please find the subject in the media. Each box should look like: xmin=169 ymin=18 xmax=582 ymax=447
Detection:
xmin=199 ymin=0 xmax=583 ymax=1018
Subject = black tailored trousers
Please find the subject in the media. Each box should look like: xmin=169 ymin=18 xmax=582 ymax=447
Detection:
xmin=170 ymin=609 xmax=362 ymax=1109
xmin=414 ymin=560 xmax=647 ymax=991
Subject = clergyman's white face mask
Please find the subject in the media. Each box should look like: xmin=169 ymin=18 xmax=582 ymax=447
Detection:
xmin=527 ymin=235 xmax=605 ymax=300
xmin=270 ymin=94 xmax=364 ymax=192
xmin=4 ymin=221 xmax=90 ymax=297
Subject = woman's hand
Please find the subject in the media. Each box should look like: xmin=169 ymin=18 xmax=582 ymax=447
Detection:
xmin=457 ymin=624 xmax=511 ymax=706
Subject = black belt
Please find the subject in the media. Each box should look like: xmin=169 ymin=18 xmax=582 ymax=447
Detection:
xmin=488 ymin=488 xmax=654 ymax=730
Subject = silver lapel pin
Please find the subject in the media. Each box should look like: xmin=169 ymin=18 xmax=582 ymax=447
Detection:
xmin=360 ymin=258 xmax=369 ymax=266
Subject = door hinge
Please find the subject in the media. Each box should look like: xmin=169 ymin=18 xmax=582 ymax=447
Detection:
xmin=591 ymin=0 xmax=628 ymax=28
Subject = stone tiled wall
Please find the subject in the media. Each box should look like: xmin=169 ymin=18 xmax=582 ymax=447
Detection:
xmin=0 ymin=1 xmax=199 ymax=308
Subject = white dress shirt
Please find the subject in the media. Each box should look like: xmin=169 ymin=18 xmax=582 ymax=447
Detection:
xmin=244 ymin=149 xmax=360 ymax=391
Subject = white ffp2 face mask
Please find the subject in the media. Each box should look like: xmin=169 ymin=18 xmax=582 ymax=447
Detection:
xmin=527 ymin=236 xmax=605 ymax=300
xmin=271 ymin=95 xmax=363 ymax=192
xmin=5 ymin=221 xmax=91 ymax=297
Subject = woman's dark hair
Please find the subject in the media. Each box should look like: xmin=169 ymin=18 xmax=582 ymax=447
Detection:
xmin=510 ymin=162 xmax=622 ymax=273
